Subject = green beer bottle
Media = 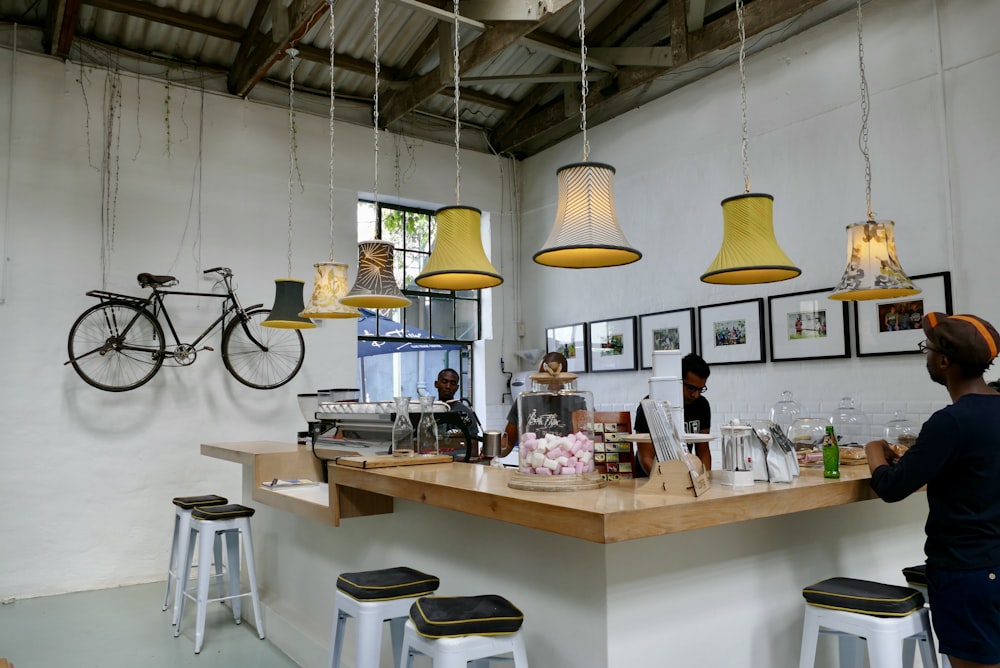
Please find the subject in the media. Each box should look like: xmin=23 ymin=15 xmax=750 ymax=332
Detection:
xmin=822 ymin=425 xmax=840 ymax=479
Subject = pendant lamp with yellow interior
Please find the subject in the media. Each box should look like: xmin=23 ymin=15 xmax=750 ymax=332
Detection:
xmin=340 ymin=0 xmax=410 ymax=310
xmin=701 ymin=0 xmax=798 ymax=285
xmin=533 ymin=0 xmax=640 ymax=269
xmin=263 ymin=47 xmax=315 ymax=330
xmin=829 ymin=0 xmax=918 ymax=301
xmin=415 ymin=1 xmax=501 ymax=290
xmin=300 ymin=1 xmax=360 ymax=319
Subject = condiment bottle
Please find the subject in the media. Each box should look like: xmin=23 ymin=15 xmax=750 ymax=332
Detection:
xmin=822 ymin=425 xmax=840 ymax=479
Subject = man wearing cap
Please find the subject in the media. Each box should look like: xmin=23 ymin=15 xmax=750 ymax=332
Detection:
xmin=865 ymin=312 xmax=1000 ymax=668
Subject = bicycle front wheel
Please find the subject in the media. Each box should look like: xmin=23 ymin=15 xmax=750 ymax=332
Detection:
xmin=68 ymin=301 xmax=165 ymax=391
xmin=221 ymin=308 xmax=305 ymax=389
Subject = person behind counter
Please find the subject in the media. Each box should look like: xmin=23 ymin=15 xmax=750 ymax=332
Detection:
xmin=502 ymin=352 xmax=577 ymax=457
xmin=633 ymin=353 xmax=712 ymax=474
xmin=434 ymin=368 xmax=482 ymax=450
xmin=865 ymin=312 xmax=1000 ymax=668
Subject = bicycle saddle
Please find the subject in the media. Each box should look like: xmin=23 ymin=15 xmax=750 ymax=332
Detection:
xmin=137 ymin=272 xmax=178 ymax=288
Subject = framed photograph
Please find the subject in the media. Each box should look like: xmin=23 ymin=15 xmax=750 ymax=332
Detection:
xmin=697 ymin=298 xmax=765 ymax=365
xmin=546 ymin=322 xmax=588 ymax=373
xmin=588 ymin=317 xmax=638 ymax=372
xmin=639 ymin=308 xmax=696 ymax=369
xmin=854 ymin=272 xmax=953 ymax=357
xmin=767 ymin=288 xmax=850 ymax=362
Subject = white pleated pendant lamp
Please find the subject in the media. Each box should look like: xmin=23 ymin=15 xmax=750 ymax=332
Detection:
xmin=701 ymin=193 xmax=800 ymax=284
xmin=300 ymin=262 xmax=360 ymax=318
xmin=534 ymin=0 xmax=640 ymax=270
xmin=340 ymin=240 xmax=411 ymax=309
xmin=417 ymin=206 xmax=502 ymax=290
xmin=535 ymin=161 xmax=640 ymax=268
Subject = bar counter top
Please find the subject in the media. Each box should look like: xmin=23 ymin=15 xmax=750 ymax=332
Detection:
xmin=203 ymin=441 xmax=884 ymax=544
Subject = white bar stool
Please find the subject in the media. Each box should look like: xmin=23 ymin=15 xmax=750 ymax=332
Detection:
xmin=400 ymin=595 xmax=528 ymax=668
xmin=799 ymin=577 xmax=938 ymax=668
xmin=329 ymin=567 xmax=441 ymax=668
xmin=173 ymin=503 xmax=264 ymax=654
xmin=162 ymin=494 xmax=228 ymax=625
xmin=902 ymin=564 xmax=951 ymax=668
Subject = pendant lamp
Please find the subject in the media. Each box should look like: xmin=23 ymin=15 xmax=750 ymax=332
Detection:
xmin=264 ymin=47 xmax=315 ymax=330
xmin=340 ymin=0 xmax=411 ymax=310
xmin=830 ymin=0 xmax=918 ymax=301
xmin=300 ymin=1 xmax=361 ymax=319
xmin=533 ymin=0 xmax=640 ymax=269
xmin=416 ymin=1 xmax=502 ymax=290
xmin=701 ymin=0 xmax=799 ymax=285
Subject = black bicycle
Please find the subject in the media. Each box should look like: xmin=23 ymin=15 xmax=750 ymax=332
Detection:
xmin=66 ymin=267 xmax=305 ymax=392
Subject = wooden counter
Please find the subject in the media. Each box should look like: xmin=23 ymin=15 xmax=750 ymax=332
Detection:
xmin=203 ymin=441 xmax=880 ymax=544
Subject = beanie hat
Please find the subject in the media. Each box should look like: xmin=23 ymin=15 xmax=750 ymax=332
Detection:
xmin=921 ymin=312 xmax=1000 ymax=367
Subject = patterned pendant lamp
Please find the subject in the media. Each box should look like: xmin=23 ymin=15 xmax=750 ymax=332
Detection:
xmin=701 ymin=0 xmax=799 ymax=285
xmin=415 ymin=0 xmax=502 ymax=291
xmin=829 ymin=0 xmax=918 ymax=301
xmin=300 ymin=1 xmax=360 ymax=319
xmin=340 ymin=0 xmax=410 ymax=309
xmin=263 ymin=47 xmax=316 ymax=330
xmin=533 ymin=0 xmax=640 ymax=269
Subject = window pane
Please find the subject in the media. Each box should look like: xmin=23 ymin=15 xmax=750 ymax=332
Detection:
xmin=377 ymin=307 xmax=406 ymax=337
xmin=381 ymin=207 xmax=405 ymax=249
xmin=357 ymin=201 xmax=377 ymax=240
xmin=412 ymin=212 xmax=433 ymax=253
xmin=401 ymin=250 xmax=427 ymax=289
xmin=429 ymin=297 xmax=457 ymax=339
xmin=455 ymin=299 xmax=478 ymax=340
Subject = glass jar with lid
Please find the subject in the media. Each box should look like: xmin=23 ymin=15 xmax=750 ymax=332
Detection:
xmin=508 ymin=368 xmax=604 ymax=491
xmin=830 ymin=396 xmax=872 ymax=446
xmin=883 ymin=410 xmax=917 ymax=448
xmin=769 ymin=391 xmax=803 ymax=436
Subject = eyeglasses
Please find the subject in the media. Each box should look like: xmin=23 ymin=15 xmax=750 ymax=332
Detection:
xmin=683 ymin=382 xmax=708 ymax=394
xmin=918 ymin=340 xmax=940 ymax=354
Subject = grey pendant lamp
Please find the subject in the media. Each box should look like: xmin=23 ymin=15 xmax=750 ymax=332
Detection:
xmin=340 ymin=0 xmax=411 ymax=310
xmin=533 ymin=0 xmax=640 ymax=269
xmin=263 ymin=47 xmax=316 ymax=330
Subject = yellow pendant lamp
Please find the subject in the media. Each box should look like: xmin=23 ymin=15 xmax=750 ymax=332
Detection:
xmin=415 ymin=1 xmax=502 ymax=290
xmin=701 ymin=0 xmax=798 ymax=285
xmin=339 ymin=0 xmax=411 ymax=310
xmin=263 ymin=47 xmax=315 ymax=330
xmin=534 ymin=0 xmax=640 ymax=270
xmin=299 ymin=4 xmax=360 ymax=320
xmin=830 ymin=0 xmax=918 ymax=301
xmin=701 ymin=193 xmax=800 ymax=284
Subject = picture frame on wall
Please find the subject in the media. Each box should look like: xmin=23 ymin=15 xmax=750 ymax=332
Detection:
xmin=854 ymin=271 xmax=953 ymax=357
xmin=588 ymin=317 xmax=638 ymax=372
xmin=545 ymin=322 xmax=588 ymax=373
xmin=767 ymin=288 xmax=850 ymax=362
xmin=638 ymin=308 xmax=696 ymax=369
xmin=697 ymin=298 xmax=765 ymax=365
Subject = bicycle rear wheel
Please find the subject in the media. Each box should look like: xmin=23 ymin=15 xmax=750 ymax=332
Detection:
xmin=68 ymin=301 xmax=165 ymax=391
xmin=221 ymin=308 xmax=305 ymax=389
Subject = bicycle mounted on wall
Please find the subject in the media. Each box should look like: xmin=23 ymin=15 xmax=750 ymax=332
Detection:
xmin=66 ymin=267 xmax=306 ymax=392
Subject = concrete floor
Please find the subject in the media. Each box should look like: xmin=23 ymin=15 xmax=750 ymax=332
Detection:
xmin=0 ymin=581 xmax=300 ymax=667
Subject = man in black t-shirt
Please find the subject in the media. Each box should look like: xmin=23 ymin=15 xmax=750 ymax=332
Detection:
xmin=633 ymin=353 xmax=712 ymax=475
xmin=434 ymin=368 xmax=481 ymax=457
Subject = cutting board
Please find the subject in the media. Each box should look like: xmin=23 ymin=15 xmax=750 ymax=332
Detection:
xmin=335 ymin=454 xmax=453 ymax=469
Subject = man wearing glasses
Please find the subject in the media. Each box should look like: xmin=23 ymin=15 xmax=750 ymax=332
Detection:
xmin=865 ymin=312 xmax=1000 ymax=668
xmin=633 ymin=353 xmax=712 ymax=475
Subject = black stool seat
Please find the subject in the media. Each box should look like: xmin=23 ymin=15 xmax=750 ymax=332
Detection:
xmin=409 ymin=594 xmax=524 ymax=638
xmin=902 ymin=564 xmax=927 ymax=587
xmin=172 ymin=494 xmax=228 ymax=509
xmin=191 ymin=503 xmax=255 ymax=521
xmin=337 ymin=566 xmax=440 ymax=601
xmin=802 ymin=577 xmax=925 ymax=618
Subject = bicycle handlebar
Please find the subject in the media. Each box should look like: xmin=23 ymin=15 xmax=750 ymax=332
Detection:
xmin=203 ymin=267 xmax=232 ymax=277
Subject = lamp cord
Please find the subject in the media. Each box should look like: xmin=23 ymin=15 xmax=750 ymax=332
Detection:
xmin=453 ymin=0 xmax=461 ymax=204
xmin=578 ymin=0 xmax=589 ymax=162
xmin=856 ymin=0 xmax=873 ymax=220
xmin=373 ymin=0 xmax=380 ymax=215
xmin=737 ymin=0 xmax=751 ymax=193
xmin=328 ymin=0 xmax=336 ymax=262
xmin=286 ymin=47 xmax=299 ymax=278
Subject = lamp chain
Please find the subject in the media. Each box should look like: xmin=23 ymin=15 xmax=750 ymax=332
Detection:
xmin=328 ymin=0 xmax=336 ymax=261
xmin=453 ymin=0 xmax=461 ymax=204
xmin=287 ymin=47 xmax=299 ymax=278
xmin=856 ymin=0 xmax=873 ymax=220
xmin=578 ymin=0 xmax=589 ymax=162
xmin=736 ymin=0 xmax=751 ymax=193
xmin=373 ymin=0 xmax=380 ymax=210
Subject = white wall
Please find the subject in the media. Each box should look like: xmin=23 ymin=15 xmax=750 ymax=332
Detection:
xmin=514 ymin=0 xmax=1000 ymax=443
xmin=0 ymin=48 xmax=516 ymax=599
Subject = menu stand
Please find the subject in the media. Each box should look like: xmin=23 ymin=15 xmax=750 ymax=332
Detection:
xmin=637 ymin=458 xmax=710 ymax=497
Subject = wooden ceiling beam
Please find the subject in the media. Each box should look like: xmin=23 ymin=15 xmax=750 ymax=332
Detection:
xmin=84 ymin=0 xmax=245 ymax=41
xmin=43 ymin=0 xmax=81 ymax=57
xmin=587 ymin=0 xmax=663 ymax=47
xmin=228 ymin=0 xmax=328 ymax=98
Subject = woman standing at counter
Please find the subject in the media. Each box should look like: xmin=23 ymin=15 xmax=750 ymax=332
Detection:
xmin=865 ymin=312 xmax=1000 ymax=668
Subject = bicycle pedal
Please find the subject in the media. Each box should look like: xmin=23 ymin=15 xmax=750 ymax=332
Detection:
xmin=202 ymin=346 xmax=215 ymax=352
